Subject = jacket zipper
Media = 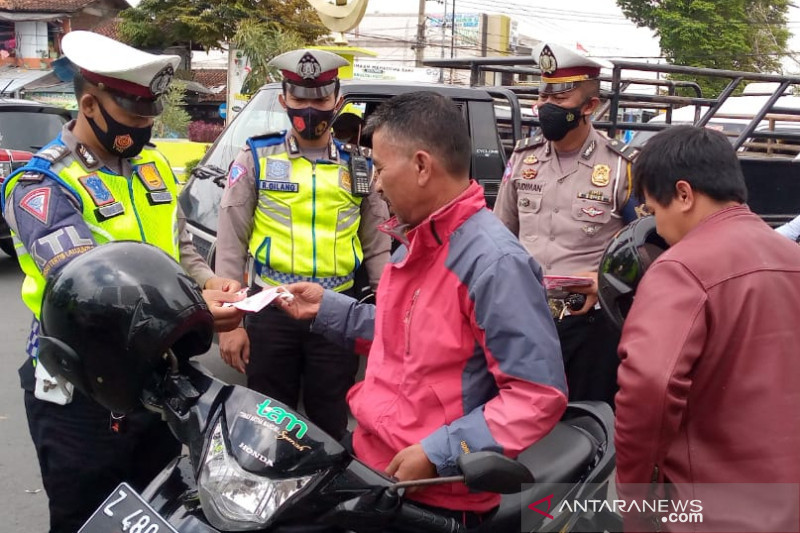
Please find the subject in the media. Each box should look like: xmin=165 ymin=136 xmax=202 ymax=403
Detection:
xmin=404 ymin=289 xmax=421 ymax=355
xmin=650 ymin=464 xmax=662 ymax=533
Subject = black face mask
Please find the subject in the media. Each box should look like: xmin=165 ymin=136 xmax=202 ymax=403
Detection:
xmin=87 ymin=100 xmax=152 ymax=159
xmin=538 ymin=102 xmax=586 ymax=141
xmin=286 ymin=105 xmax=335 ymax=140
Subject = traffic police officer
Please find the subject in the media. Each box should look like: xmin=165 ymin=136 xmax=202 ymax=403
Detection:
xmin=1 ymin=31 xmax=242 ymax=532
xmin=215 ymin=48 xmax=391 ymax=440
xmin=494 ymin=42 xmax=640 ymax=408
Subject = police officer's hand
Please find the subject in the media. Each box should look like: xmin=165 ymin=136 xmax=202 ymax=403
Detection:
xmin=568 ymin=271 xmax=598 ymax=315
xmin=219 ymin=327 xmax=250 ymax=373
xmin=203 ymin=289 xmax=245 ymax=332
xmin=385 ymin=444 xmax=438 ymax=491
xmin=277 ymin=282 xmax=325 ymax=320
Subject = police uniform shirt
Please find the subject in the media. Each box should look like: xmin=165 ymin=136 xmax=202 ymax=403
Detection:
xmin=3 ymin=121 xmax=215 ymax=287
xmin=494 ymin=126 xmax=634 ymax=275
xmin=214 ymin=135 xmax=391 ymax=290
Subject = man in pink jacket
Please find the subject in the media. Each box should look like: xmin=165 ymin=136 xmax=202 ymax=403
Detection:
xmin=615 ymin=125 xmax=800 ymax=532
xmin=280 ymin=92 xmax=567 ymax=526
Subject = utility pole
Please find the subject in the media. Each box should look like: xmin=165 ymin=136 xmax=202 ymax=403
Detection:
xmin=439 ymin=0 xmax=447 ymax=83
xmin=450 ymin=0 xmax=456 ymax=58
xmin=415 ymin=0 xmax=426 ymax=68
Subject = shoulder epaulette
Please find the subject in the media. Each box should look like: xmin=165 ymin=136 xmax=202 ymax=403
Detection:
xmin=513 ymin=135 xmax=546 ymax=153
xmin=33 ymin=143 xmax=69 ymax=164
xmin=250 ymin=130 xmax=286 ymax=146
xmin=342 ymin=143 xmax=372 ymax=158
xmin=606 ymin=139 xmax=638 ymax=161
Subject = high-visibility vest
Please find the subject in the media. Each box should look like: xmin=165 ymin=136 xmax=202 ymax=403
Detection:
xmin=247 ymin=133 xmax=363 ymax=292
xmin=3 ymin=140 xmax=180 ymax=318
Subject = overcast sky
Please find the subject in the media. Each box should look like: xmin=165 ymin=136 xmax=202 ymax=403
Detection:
xmin=125 ymin=0 xmax=800 ymax=72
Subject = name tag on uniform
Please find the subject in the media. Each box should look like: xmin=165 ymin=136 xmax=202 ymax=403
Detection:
xmin=260 ymin=181 xmax=299 ymax=193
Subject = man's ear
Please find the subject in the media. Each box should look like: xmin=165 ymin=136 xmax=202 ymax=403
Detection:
xmin=414 ymin=150 xmax=433 ymax=187
xmin=80 ymin=93 xmax=98 ymax=118
xmin=675 ymin=180 xmax=694 ymax=211
xmin=278 ymin=93 xmax=287 ymax=110
xmin=583 ymin=96 xmax=600 ymax=116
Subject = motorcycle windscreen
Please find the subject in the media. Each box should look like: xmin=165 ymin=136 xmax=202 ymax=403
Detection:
xmin=222 ymin=386 xmax=349 ymax=477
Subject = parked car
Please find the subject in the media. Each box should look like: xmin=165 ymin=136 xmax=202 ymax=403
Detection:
xmin=179 ymin=80 xmax=514 ymax=269
xmin=0 ymin=98 xmax=72 ymax=257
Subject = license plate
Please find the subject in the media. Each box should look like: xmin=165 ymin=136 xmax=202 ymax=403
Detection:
xmin=79 ymin=482 xmax=178 ymax=533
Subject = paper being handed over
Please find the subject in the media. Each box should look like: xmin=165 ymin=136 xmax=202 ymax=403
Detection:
xmin=222 ymin=287 xmax=294 ymax=313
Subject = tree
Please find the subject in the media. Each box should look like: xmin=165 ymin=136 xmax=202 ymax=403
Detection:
xmin=233 ymin=21 xmax=307 ymax=94
xmin=153 ymin=80 xmax=190 ymax=138
xmin=119 ymin=0 xmax=328 ymax=51
xmin=617 ymin=0 xmax=791 ymax=96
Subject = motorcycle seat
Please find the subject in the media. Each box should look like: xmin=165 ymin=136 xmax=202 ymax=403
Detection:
xmin=474 ymin=420 xmax=599 ymax=531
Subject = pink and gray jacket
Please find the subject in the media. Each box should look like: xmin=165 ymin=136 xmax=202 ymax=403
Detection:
xmin=312 ymin=181 xmax=567 ymax=511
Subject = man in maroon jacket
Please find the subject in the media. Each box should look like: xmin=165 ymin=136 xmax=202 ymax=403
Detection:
xmin=615 ymin=126 xmax=800 ymax=532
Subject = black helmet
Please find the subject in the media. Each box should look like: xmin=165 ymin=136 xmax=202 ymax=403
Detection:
xmin=598 ymin=216 xmax=668 ymax=331
xmin=38 ymin=241 xmax=214 ymax=413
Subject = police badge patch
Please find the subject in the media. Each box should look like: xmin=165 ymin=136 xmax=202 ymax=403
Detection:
xmin=228 ymin=163 xmax=246 ymax=186
xmin=591 ymin=164 xmax=611 ymax=187
xmin=266 ymin=159 xmax=291 ymax=181
xmin=20 ymin=187 xmax=52 ymax=225
xmin=297 ymin=52 xmax=322 ymax=80
xmin=78 ymin=174 xmax=116 ymax=206
xmin=150 ymin=65 xmax=175 ymax=96
xmin=339 ymin=168 xmax=352 ymax=191
xmin=136 ymin=163 xmax=166 ymax=191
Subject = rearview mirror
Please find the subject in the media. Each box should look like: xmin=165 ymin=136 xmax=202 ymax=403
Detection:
xmin=457 ymin=451 xmax=534 ymax=494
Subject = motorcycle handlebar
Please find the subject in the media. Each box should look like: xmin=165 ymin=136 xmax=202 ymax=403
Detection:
xmin=395 ymin=502 xmax=465 ymax=533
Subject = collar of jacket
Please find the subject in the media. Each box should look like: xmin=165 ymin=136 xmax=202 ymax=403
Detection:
xmin=682 ymin=204 xmax=752 ymax=241
xmin=379 ymin=179 xmax=486 ymax=252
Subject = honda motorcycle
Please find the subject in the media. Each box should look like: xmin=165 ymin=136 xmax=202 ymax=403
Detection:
xmin=79 ymin=357 xmax=620 ymax=533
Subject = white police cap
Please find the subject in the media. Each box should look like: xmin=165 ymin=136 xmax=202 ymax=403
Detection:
xmin=62 ymin=31 xmax=181 ymax=117
xmin=269 ymin=49 xmax=349 ymax=99
xmin=532 ymin=42 xmax=612 ymax=95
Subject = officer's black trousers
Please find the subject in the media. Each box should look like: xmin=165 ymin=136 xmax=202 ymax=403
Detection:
xmin=555 ymin=308 xmax=621 ymax=409
xmin=245 ymin=305 xmax=359 ymax=441
xmin=24 ymin=390 xmax=181 ymax=533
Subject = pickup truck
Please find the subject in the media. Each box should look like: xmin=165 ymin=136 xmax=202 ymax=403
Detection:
xmin=180 ymin=62 xmax=800 ymax=268
xmin=179 ymin=80 xmax=517 ymax=268
xmin=426 ymin=56 xmax=800 ymax=229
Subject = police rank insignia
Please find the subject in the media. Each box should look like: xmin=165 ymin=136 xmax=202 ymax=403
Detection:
xmin=591 ymin=164 xmax=611 ymax=187
xmin=287 ymin=136 xmax=300 ymax=155
xmin=135 ymin=163 xmax=172 ymax=205
xmin=79 ymin=174 xmax=125 ymax=219
xmin=20 ymin=187 xmax=52 ymax=225
xmin=523 ymin=155 xmax=538 ymax=165
xmin=522 ymin=168 xmax=538 ymax=179
xmin=76 ymin=143 xmax=98 ymax=168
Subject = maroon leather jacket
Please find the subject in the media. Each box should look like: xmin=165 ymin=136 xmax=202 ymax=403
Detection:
xmin=615 ymin=206 xmax=800 ymax=531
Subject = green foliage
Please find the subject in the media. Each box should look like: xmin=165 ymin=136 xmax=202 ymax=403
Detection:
xmin=617 ymin=0 xmax=791 ymax=97
xmin=153 ymin=80 xmax=191 ymax=138
xmin=119 ymin=0 xmax=328 ymax=50
xmin=234 ymin=21 xmax=307 ymax=94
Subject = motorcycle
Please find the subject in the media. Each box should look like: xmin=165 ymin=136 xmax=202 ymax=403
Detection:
xmin=79 ymin=356 xmax=621 ymax=533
